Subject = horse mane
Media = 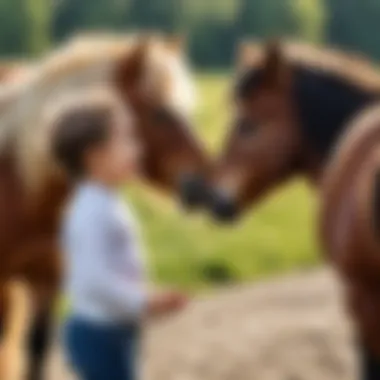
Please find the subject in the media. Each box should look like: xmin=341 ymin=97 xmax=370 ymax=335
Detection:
xmin=0 ymin=32 xmax=194 ymax=192
xmin=240 ymin=39 xmax=380 ymax=94
xmin=0 ymin=35 xmax=131 ymax=190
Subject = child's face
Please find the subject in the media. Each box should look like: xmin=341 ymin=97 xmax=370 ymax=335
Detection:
xmin=86 ymin=108 xmax=142 ymax=187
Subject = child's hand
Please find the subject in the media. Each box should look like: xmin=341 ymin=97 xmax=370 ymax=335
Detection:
xmin=147 ymin=290 xmax=189 ymax=317
xmin=165 ymin=290 xmax=189 ymax=311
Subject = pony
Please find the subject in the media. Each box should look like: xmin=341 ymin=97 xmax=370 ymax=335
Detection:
xmin=202 ymin=40 xmax=380 ymax=379
xmin=0 ymin=32 xmax=209 ymax=380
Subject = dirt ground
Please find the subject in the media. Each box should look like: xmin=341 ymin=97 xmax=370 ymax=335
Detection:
xmin=47 ymin=268 xmax=358 ymax=380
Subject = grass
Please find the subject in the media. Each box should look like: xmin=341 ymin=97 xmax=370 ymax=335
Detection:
xmin=127 ymin=73 xmax=320 ymax=292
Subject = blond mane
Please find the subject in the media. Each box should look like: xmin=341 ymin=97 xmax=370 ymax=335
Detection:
xmin=0 ymin=32 xmax=194 ymax=191
xmin=241 ymin=39 xmax=380 ymax=93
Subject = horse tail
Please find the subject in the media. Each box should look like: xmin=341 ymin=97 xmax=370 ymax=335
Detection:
xmin=0 ymin=280 xmax=31 ymax=380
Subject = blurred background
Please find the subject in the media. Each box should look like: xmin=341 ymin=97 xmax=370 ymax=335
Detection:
xmin=3 ymin=0 xmax=377 ymax=291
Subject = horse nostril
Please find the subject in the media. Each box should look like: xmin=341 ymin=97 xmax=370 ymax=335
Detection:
xmin=179 ymin=174 xmax=208 ymax=209
xmin=209 ymin=190 xmax=238 ymax=222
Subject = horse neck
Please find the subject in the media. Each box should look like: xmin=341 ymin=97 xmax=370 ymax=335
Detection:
xmin=293 ymin=65 xmax=379 ymax=180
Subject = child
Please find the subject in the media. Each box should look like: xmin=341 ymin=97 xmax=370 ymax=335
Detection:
xmin=52 ymin=91 xmax=187 ymax=380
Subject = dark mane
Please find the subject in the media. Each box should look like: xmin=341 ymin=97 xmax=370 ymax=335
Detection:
xmin=293 ymin=65 xmax=378 ymax=159
xmin=235 ymin=41 xmax=380 ymax=160
xmin=236 ymin=64 xmax=379 ymax=160
xmin=238 ymin=41 xmax=380 ymax=93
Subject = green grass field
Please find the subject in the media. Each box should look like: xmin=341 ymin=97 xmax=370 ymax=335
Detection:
xmin=127 ymin=74 xmax=320 ymax=291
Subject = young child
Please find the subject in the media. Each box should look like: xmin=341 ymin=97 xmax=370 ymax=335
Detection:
xmin=52 ymin=91 xmax=187 ymax=380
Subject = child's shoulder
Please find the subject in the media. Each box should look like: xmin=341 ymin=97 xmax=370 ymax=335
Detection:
xmin=66 ymin=183 xmax=113 ymax=222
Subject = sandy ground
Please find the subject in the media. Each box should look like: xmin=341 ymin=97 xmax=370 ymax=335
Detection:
xmin=47 ymin=268 xmax=358 ymax=380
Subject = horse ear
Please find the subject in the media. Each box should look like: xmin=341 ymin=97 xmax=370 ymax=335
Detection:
xmin=166 ymin=35 xmax=186 ymax=52
xmin=261 ymin=40 xmax=286 ymax=87
xmin=113 ymin=36 xmax=152 ymax=92
xmin=237 ymin=41 xmax=261 ymax=69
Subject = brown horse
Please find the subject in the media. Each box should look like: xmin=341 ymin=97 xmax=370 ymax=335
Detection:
xmin=321 ymin=105 xmax=380 ymax=378
xmin=202 ymin=40 xmax=380 ymax=379
xmin=0 ymin=33 xmax=208 ymax=380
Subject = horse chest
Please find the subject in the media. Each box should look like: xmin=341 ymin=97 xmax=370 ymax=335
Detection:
xmin=0 ymin=166 xmax=68 ymax=281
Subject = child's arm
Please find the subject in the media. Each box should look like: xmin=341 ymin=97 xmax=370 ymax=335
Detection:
xmin=75 ymin=209 xmax=187 ymax=320
xmin=77 ymin=211 xmax=147 ymax=319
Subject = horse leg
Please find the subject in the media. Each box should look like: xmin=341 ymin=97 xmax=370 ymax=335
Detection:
xmin=18 ymin=241 xmax=62 ymax=380
xmin=0 ymin=280 xmax=32 ymax=380
xmin=27 ymin=301 xmax=55 ymax=380
xmin=360 ymin=344 xmax=380 ymax=380
xmin=27 ymin=289 xmax=57 ymax=380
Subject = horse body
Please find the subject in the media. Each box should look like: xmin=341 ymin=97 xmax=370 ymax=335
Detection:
xmin=321 ymin=105 xmax=380 ymax=355
xmin=208 ymin=40 xmax=380 ymax=378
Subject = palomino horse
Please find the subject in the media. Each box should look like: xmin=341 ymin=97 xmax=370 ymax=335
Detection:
xmin=0 ymin=33 xmax=208 ymax=380
xmin=202 ymin=41 xmax=380 ymax=379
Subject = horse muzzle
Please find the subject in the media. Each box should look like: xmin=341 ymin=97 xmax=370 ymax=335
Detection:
xmin=178 ymin=174 xmax=209 ymax=210
xmin=206 ymin=188 xmax=240 ymax=223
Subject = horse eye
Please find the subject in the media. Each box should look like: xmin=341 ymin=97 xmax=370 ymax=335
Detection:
xmin=238 ymin=119 xmax=256 ymax=136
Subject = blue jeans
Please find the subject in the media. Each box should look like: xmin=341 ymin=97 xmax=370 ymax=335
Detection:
xmin=64 ymin=316 xmax=140 ymax=380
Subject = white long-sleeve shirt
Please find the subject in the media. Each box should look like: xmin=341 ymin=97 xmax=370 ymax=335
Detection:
xmin=62 ymin=182 xmax=146 ymax=323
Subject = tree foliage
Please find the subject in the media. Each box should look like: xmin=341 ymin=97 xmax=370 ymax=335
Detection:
xmin=1 ymin=0 xmax=377 ymax=67
xmin=326 ymin=0 xmax=380 ymax=60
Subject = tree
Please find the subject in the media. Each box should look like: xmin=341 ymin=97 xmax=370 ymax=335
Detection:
xmin=236 ymin=0 xmax=299 ymax=39
xmin=52 ymin=0 xmax=128 ymax=42
xmin=25 ymin=0 xmax=51 ymax=55
xmin=126 ymin=0 xmax=184 ymax=32
xmin=0 ymin=0 xmax=30 ymax=56
xmin=189 ymin=17 xmax=235 ymax=68
xmin=326 ymin=0 xmax=380 ymax=60
xmin=292 ymin=0 xmax=325 ymax=43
